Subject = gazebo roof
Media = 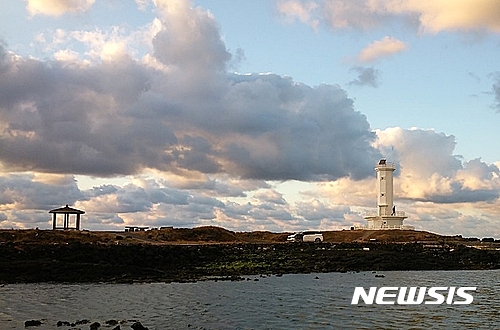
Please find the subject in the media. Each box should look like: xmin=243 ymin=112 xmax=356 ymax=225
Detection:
xmin=49 ymin=204 xmax=85 ymax=214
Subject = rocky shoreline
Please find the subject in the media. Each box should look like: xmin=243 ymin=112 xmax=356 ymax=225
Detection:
xmin=2 ymin=236 xmax=500 ymax=284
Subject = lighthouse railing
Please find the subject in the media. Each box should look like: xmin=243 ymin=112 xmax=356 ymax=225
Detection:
xmin=355 ymin=224 xmax=415 ymax=230
xmin=376 ymin=161 xmax=396 ymax=169
xmin=364 ymin=211 xmax=378 ymax=217
xmin=364 ymin=210 xmax=406 ymax=217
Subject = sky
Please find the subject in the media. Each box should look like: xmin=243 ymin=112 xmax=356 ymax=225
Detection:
xmin=0 ymin=0 xmax=500 ymax=237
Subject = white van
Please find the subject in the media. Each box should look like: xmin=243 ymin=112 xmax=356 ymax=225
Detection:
xmin=287 ymin=231 xmax=323 ymax=243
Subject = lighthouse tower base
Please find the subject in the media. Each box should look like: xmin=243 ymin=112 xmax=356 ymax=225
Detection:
xmin=364 ymin=214 xmax=413 ymax=230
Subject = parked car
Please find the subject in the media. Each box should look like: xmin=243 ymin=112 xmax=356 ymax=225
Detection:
xmin=287 ymin=231 xmax=323 ymax=243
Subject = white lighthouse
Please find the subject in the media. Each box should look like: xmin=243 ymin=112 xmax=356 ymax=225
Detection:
xmin=364 ymin=159 xmax=411 ymax=230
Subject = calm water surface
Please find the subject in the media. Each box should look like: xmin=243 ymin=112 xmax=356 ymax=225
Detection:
xmin=1 ymin=270 xmax=499 ymax=329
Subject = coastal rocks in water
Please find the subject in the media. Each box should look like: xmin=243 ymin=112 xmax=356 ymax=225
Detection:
xmin=57 ymin=319 xmax=90 ymax=327
xmin=57 ymin=321 xmax=71 ymax=326
xmin=89 ymin=321 xmax=101 ymax=330
xmin=24 ymin=320 xmax=42 ymax=327
xmin=131 ymin=321 xmax=149 ymax=330
xmin=25 ymin=318 xmax=147 ymax=329
xmin=105 ymin=320 xmax=121 ymax=330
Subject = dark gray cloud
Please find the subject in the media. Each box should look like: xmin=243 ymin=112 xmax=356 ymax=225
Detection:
xmin=87 ymin=185 xmax=118 ymax=197
xmin=349 ymin=66 xmax=380 ymax=87
xmin=0 ymin=174 xmax=83 ymax=210
xmin=0 ymin=173 xmax=85 ymax=228
xmin=0 ymin=51 xmax=166 ymax=176
xmin=0 ymin=0 xmax=381 ymax=185
xmin=0 ymin=39 xmax=380 ymax=181
xmin=423 ymin=188 xmax=499 ymax=204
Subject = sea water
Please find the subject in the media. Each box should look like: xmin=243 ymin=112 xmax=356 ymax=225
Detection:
xmin=1 ymin=270 xmax=500 ymax=329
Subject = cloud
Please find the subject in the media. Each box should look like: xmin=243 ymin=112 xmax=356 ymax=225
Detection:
xmin=135 ymin=0 xmax=150 ymax=11
xmin=1 ymin=126 xmax=500 ymax=235
xmin=493 ymin=73 xmax=500 ymax=111
xmin=0 ymin=172 xmax=225 ymax=229
xmin=80 ymin=181 xmax=192 ymax=214
xmin=80 ymin=179 xmax=299 ymax=231
xmin=277 ymin=0 xmax=320 ymax=28
xmin=152 ymin=0 xmax=231 ymax=77
xmin=278 ymin=0 xmax=391 ymax=31
xmin=0 ymin=173 xmax=83 ymax=210
xmin=323 ymin=0 xmax=392 ymax=30
xmin=0 ymin=20 xmax=381 ymax=182
xmin=380 ymin=0 xmax=500 ymax=34
xmin=0 ymin=166 xmax=358 ymax=231
xmin=357 ymin=36 xmax=408 ymax=62
xmin=295 ymin=198 xmax=351 ymax=223
xmin=26 ymin=0 xmax=96 ymax=17
xmin=374 ymin=127 xmax=500 ymax=203
xmin=349 ymin=66 xmax=380 ymax=87
xmin=253 ymin=189 xmax=287 ymax=205
xmin=277 ymin=0 xmax=500 ymax=33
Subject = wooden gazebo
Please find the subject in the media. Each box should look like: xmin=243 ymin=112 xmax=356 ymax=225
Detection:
xmin=49 ymin=205 xmax=85 ymax=230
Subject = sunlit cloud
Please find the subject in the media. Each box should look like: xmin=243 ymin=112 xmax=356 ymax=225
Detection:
xmin=357 ymin=36 xmax=408 ymax=62
xmin=26 ymin=0 xmax=96 ymax=17
xmin=277 ymin=0 xmax=500 ymax=33
xmin=380 ymin=0 xmax=500 ymax=33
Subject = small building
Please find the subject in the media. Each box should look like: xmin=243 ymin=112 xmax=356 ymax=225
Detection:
xmin=124 ymin=226 xmax=149 ymax=232
xmin=49 ymin=205 xmax=85 ymax=230
xmin=363 ymin=159 xmax=413 ymax=230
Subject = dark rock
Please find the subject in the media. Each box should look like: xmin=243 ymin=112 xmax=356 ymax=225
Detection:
xmin=57 ymin=320 xmax=71 ymax=326
xmin=89 ymin=321 xmax=101 ymax=330
xmin=105 ymin=320 xmax=119 ymax=325
xmin=131 ymin=321 xmax=149 ymax=330
xmin=24 ymin=320 xmax=42 ymax=327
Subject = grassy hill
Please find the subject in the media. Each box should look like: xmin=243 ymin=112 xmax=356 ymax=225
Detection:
xmin=0 ymin=226 xmax=471 ymax=245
